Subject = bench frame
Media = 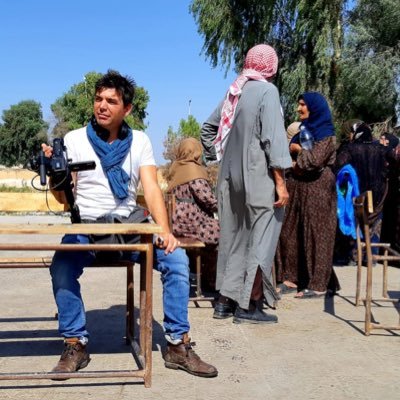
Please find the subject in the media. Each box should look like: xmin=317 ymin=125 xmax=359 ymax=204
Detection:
xmin=353 ymin=192 xmax=400 ymax=335
xmin=0 ymin=223 xmax=160 ymax=387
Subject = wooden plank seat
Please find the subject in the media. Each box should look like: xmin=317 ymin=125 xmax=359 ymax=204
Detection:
xmin=353 ymin=191 xmax=400 ymax=335
xmin=0 ymin=222 xmax=161 ymax=387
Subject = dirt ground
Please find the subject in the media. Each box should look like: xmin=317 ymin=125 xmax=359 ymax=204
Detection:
xmin=0 ymin=214 xmax=399 ymax=400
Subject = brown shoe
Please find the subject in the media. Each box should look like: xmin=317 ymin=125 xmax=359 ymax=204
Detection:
xmin=51 ymin=338 xmax=91 ymax=380
xmin=164 ymin=334 xmax=218 ymax=378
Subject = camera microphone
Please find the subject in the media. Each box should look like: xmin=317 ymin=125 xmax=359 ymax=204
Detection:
xmin=39 ymin=150 xmax=47 ymax=186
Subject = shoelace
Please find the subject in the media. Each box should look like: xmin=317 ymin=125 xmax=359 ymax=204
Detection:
xmin=184 ymin=341 xmax=199 ymax=358
xmin=61 ymin=343 xmax=79 ymax=359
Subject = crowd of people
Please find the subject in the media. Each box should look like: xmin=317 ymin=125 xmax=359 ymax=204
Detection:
xmin=197 ymin=44 xmax=398 ymax=317
xmin=41 ymin=43 xmax=399 ymax=379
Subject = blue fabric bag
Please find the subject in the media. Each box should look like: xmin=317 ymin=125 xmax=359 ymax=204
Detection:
xmin=336 ymin=164 xmax=360 ymax=239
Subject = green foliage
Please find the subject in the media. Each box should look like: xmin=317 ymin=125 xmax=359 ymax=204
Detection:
xmin=190 ymin=0 xmax=347 ymax=123
xmin=163 ymin=115 xmax=201 ymax=162
xmin=336 ymin=0 xmax=400 ymax=123
xmin=190 ymin=0 xmax=277 ymax=72
xmin=0 ymin=101 xmax=48 ymax=167
xmin=177 ymin=115 xmax=201 ymax=139
xmin=190 ymin=0 xmax=400 ymax=130
xmin=51 ymin=71 xmax=150 ymax=138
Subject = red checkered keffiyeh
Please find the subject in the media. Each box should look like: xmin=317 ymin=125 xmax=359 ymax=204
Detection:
xmin=214 ymin=44 xmax=278 ymax=161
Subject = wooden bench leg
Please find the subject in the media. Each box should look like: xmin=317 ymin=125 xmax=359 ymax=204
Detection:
xmin=141 ymin=239 xmax=153 ymax=388
xmin=364 ymin=231 xmax=373 ymax=336
xmin=126 ymin=262 xmax=134 ymax=345
xmin=382 ymin=248 xmax=388 ymax=298
xmin=195 ymin=251 xmax=202 ymax=298
xmin=355 ymin=227 xmax=363 ymax=307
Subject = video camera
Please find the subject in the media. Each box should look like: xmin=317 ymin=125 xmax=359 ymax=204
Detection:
xmin=28 ymin=138 xmax=96 ymax=223
xmin=29 ymin=138 xmax=95 ymax=188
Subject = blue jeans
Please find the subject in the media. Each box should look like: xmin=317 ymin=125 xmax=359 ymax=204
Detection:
xmin=50 ymin=234 xmax=190 ymax=342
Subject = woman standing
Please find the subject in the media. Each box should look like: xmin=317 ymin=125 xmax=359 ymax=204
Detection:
xmin=287 ymin=92 xmax=340 ymax=298
xmin=335 ymin=122 xmax=388 ymax=260
xmin=274 ymin=122 xmax=301 ymax=294
xmin=380 ymin=133 xmax=400 ymax=255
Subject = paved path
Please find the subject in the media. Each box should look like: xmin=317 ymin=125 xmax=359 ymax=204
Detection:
xmin=0 ymin=215 xmax=399 ymax=399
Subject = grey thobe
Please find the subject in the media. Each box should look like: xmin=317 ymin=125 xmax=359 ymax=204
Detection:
xmin=201 ymin=80 xmax=291 ymax=309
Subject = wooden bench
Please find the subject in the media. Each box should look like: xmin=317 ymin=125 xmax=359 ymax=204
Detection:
xmin=353 ymin=192 xmax=400 ymax=335
xmin=0 ymin=222 xmax=161 ymax=387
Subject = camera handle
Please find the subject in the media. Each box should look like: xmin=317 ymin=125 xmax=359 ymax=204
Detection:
xmin=39 ymin=151 xmax=48 ymax=186
xmin=62 ymin=171 xmax=81 ymax=224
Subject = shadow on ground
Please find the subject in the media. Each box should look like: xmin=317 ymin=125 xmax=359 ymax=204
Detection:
xmin=0 ymin=304 xmax=165 ymax=357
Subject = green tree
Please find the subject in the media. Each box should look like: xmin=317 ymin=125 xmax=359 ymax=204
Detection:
xmin=190 ymin=0 xmax=347 ymax=122
xmin=336 ymin=0 xmax=400 ymax=124
xmin=162 ymin=115 xmax=208 ymax=184
xmin=0 ymin=101 xmax=48 ymax=167
xmin=163 ymin=115 xmax=201 ymax=162
xmin=191 ymin=0 xmax=400 ymax=129
xmin=51 ymin=71 xmax=150 ymax=138
xmin=177 ymin=115 xmax=201 ymax=140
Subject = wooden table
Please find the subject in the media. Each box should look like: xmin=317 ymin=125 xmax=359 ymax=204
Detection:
xmin=0 ymin=222 xmax=162 ymax=387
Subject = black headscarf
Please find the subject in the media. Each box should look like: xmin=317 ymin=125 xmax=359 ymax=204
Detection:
xmin=382 ymin=133 xmax=400 ymax=150
xmin=335 ymin=122 xmax=388 ymax=208
xmin=352 ymin=122 xmax=373 ymax=143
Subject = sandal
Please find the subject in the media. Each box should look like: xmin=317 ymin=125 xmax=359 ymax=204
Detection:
xmin=276 ymin=282 xmax=297 ymax=295
xmin=294 ymin=289 xmax=326 ymax=299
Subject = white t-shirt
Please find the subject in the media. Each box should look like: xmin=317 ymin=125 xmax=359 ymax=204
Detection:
xmin=63 ymin=126 xmax=156 ymax=220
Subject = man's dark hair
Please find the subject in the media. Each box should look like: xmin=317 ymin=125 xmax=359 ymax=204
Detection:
xmin=95 ymin=69 xmax=136 ymax=106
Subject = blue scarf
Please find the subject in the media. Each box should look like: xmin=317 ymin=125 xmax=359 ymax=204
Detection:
xmin=87 ymin=120 xmax=133 ymax=200
xmin=336 ymin=164 xmax=360 ymax=239
xmin=300 ymin=92 xmax=335 ymax=141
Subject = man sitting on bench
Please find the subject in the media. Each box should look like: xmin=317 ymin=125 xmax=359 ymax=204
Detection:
xmin=41 ymin=70 xmax=217 ymax=379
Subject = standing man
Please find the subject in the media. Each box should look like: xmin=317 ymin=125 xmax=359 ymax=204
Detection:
xmin=201 ymin=45 xmax=291 ymax=324
xmin=43 ymin=70 xmax=217 ymax=378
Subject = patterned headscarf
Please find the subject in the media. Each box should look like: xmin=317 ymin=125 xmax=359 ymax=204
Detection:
xmin=299 ymin=92 xmax=335 ymax=141
xmin=214 ymin=44 xmax=279 ymax=161
xmin=167 ymin=138 xmax=209 ymax=192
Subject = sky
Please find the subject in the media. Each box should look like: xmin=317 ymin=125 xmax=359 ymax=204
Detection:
xmin=0 ymin=0 xmax=237 ymax=164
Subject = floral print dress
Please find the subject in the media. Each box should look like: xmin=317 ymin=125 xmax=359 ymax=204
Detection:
xmin=170 ymin=178 xmax=219 ymax=245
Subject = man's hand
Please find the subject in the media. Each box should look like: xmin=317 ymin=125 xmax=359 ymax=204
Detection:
xmin=40 ymin=143 xmax=70 ymax=204
xmin=155 ymin=232 xmax=181 ymax=255
xmin=140 ymin=165 xmax=182 ymax=255
xmin=41 ymin=143 xmax=53 ymax=158
xmin=272 ymin=168 xmax=289 ymax=208
xmin=274 ymin=182 xmax=289 ymax=208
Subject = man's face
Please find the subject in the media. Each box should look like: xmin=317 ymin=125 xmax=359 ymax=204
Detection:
xmin=93 ymin=88 xmax=132 ymax=133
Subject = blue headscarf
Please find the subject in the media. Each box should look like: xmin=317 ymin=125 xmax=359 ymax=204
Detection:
xmin=87 ymin=119 xmax=133 ymax=200
xmin=300 ymin=92 xmax=335 ymax=141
